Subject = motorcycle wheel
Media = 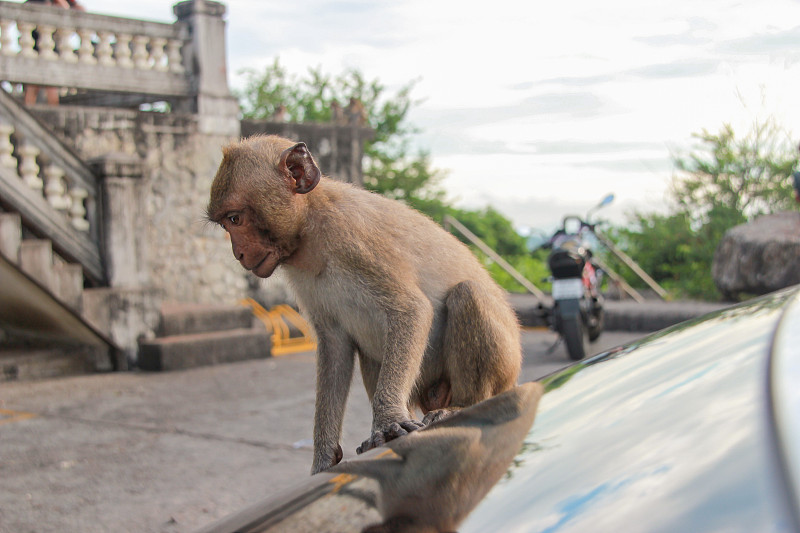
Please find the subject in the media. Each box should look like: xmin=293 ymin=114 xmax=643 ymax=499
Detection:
xmin=587 ymin=306 xmax=604 ymax=342
xmin=561 ymin=315 xmax=586 ymax=361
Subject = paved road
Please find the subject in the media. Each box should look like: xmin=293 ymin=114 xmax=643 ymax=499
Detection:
xmin=0 ymin=328 xmax=643 ymax=533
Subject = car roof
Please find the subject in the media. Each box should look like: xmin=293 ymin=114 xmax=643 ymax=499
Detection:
xmin=769 ymin=286 xmax=800 ymax=529
xmin=461 ymin=286 xmax=800 ymax=532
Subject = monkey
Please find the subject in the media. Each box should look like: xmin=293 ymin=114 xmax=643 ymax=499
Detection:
xmin=330 ymin=100 xmax=346 ymax=125
xmin=345 ymin=97 xmax=367 ymax=126
xmin=206 ymin=135 xmax=522 ymax=475
xmin=271 ymin=104 xmax=287 ymax=123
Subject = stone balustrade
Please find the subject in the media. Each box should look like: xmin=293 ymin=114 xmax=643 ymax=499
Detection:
xmin=0 ymin=1 xmax=191 ymax=99
xmin=0 ymin=88 xmax=102 ymax=282
xmin=0 ymin=118 xmax=91 ymax=229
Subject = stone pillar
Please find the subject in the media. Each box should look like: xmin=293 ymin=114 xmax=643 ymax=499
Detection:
xmin=90 ymin=153 xmax=147 ymax=287
xmin=173 ymin=0 xmax=240 ymax=137
xmin=84 ymin=153 xmax=160 ymax=366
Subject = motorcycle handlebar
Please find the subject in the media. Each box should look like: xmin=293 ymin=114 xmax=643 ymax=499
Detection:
xmin=560 ymin=215 xmax=595 ymax=232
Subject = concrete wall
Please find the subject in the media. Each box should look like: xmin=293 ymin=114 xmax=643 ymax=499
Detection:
xmin=242 ymin=120 xmax=373 ymax=187
xmin=30 ymin=106 xmax=246 ymax=305
xmin=29 ymin=107 xmax=371 ymax=311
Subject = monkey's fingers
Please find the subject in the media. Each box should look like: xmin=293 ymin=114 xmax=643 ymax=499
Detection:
xmin=334 ymin=444 xmax=343 ymax=465
xmin=395 ymin=419 xmax=425 ymax=433
xmin=356 ymin=432 xmax=385 ymax=454
xmin=356 ymin=420 xmax=424 ymax=454
xmin=421 ymin=408 xmax=456 ymax=426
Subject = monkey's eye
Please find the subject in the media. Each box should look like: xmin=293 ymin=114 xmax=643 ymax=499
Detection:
xmin=227 ymin=214 xmax=241 ymax=226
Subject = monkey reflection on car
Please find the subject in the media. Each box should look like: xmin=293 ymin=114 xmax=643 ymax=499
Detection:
xmin=206 ymin=135 xmax=522 ymax=475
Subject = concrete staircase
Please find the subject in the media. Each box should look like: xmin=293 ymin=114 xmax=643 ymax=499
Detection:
xmin=2 ymin=212 xmax=273 ymax=378
xmin=0 ymin=212 xmax=115 ymax=381
xmin=137 ymin=303 xmax=272 ymax=371
xmin=1 ymin=213 xmax=85 ymax=310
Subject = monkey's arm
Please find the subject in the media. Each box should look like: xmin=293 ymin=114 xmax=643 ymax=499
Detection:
xmin=311 ymin=322 xmax=356 ymax=475
xmin=357 ymin=292 xmax=434 ymax=454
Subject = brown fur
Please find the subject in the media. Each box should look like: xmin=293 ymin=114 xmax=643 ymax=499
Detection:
xmin=208 ymin=135 xmax=522 ymax=475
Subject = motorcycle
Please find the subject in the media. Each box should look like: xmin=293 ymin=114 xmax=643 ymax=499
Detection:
xmin=542 ymin=195 xmax=612 ymax=361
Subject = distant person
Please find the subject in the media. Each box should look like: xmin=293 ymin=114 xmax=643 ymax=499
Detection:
xmin=23 ymin=0 xmax=85 ymax=106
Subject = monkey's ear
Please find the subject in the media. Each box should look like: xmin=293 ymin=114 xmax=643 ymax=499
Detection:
xmin=279 ymin=142 xmax=321 ymax=194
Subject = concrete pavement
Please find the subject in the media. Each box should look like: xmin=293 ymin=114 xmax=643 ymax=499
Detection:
xmin=0 ymin=296 xmax=729 ymax=533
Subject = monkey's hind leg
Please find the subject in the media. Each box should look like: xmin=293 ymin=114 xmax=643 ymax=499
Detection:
xmin=428 ymin=280 xmax=522 ymax=424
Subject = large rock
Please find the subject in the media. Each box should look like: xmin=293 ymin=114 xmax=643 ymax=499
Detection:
xmin=713 ymin=212 xmax=800 ymax=299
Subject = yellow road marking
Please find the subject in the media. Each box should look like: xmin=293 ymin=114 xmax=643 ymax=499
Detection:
xmin=328 ymin=473 xmax=358 ymax=493
xmin=0 ymin=409 xmax=37 ymax=425
xmin=374 ymin=449 xmax=401 ymax=460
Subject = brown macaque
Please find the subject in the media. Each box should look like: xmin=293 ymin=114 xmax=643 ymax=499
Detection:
xmin=207 ymin=135 xmax=522 ymax=475
xmin=346 ymin=97 xmax=367 ymax=126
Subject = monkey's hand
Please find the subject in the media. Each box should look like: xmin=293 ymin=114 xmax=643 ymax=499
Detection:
xmin=311 ymin=444 xmax=343 ymax=475
xmin=356 ymin=420 xmax=424 ymax=454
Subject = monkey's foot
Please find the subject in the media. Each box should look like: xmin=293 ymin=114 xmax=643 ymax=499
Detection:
xmin=421 ymin=408 xmax=457 ymax=426
xmin=356 ymin=420 xmax=423 ymax=454
xmin=311 ymin=444 xmax=343 ymax=475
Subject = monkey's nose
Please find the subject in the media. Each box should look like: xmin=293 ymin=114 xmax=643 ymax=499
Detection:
xmin=231 ymin=245 xmax=245 ymax=263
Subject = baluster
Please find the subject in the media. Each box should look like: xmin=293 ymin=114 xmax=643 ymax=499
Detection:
xmin=18 ymin=144 xmax=42 ymax=192
xmin=18 ymin=22 xmax=37 ymax=58
xmin=37 ymin=24 xmax=58 ymax=60
xmin=1 ymin=20 xmax=15 ymax=56
xmin=150 ymin=37 xmax=167 ymax=71
xmin=55 ymin=27 xmax=77 ymax=63
xmin=68 ymin=187 xmax=90 ymax=231
xmin=167 ymin=39 xmax=184 ymax=73
xmin=44 ymin=165 xmax=70 ymax=211
xmin=96 ymin=31 xmax=114 ymax=66
xmin=132 ymin=35 xmax=150 ymax=69
xmin=114 ymin=33 xmax=133 ymax=68
xmin=0 ymin=123 xmax=16 ymax=169
xmin=76 ymin=28 xmax=96 ymax=64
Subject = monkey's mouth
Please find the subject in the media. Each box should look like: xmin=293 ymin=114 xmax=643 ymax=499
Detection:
xmin=251 ymin=252 xmax=280 ymax=278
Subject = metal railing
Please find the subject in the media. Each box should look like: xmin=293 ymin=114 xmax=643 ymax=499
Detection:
xmin=443 ymin=215 xmax=547 ymax=300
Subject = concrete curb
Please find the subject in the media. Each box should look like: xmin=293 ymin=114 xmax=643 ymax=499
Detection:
xmin=508 ymin=293 xmax=730 ymax=332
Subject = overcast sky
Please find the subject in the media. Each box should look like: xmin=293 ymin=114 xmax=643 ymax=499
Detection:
xmin=85 ymin=0 xmax=800 ymax=231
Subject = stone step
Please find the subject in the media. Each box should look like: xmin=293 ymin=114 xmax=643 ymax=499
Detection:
xmin=18 ymin=239 xmax=55 ymax=292
xmin=138 ymin=327 xmax=271 ymax=371
xmin=0 ymin=212 xmax=22 ymax=263
xmin=12 ymin=235 xmax=86 ymax=311
xmin=0 ymin=347 xmax=95 ymax=382
xmin=157 ymin=303 xmax=255 ymax=337
xmin=53 ymin=256 xmax=84 ymax=311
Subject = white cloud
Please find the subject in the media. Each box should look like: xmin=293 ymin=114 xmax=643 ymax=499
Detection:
xmin=84 ymin=0 xmax=800 ymax=230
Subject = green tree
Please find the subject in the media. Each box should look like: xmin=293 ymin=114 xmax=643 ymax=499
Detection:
xmin=672 ymin=120 xmax=797 ymax=222
xmin=607 ymin=120 xmax=798 ymax=300
xmin=237 ymin=59 xmax=446 ymax=207
xmin=236 ymin=60 xmax=548 ymax=293
xmin=447 ymin=206 xmax=528 ymax=257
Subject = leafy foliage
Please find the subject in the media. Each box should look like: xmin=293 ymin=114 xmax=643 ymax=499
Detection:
xmin=606 ymin=120 xmax=798 ymax=300
xmin=672 ymin=121 xmax=797 ymax=221
xmin=237 ymin=59 xmax=445 ymax=205
xmin=235 ymin=60 xmax=546 ymax=292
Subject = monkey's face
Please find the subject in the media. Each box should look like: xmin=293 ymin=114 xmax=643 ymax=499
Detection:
xmin=207 ymin=136 xmax=322 ymax=278
xmin=218 ymin=206 xmax=287 ymax=278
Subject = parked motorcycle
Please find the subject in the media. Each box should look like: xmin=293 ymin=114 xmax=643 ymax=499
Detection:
xmin=543 ymin=195 xmax=612 ymax=360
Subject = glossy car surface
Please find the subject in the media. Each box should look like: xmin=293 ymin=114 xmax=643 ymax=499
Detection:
xmin=198 ymin=286 xmax=800 ymax=533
